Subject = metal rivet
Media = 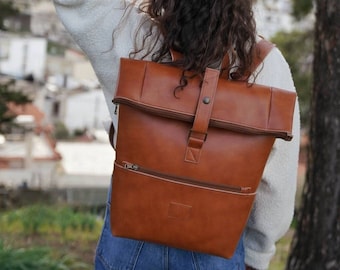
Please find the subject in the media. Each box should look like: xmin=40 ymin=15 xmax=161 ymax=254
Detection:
xmin=203 ymin=97 xmax=210 ymax=104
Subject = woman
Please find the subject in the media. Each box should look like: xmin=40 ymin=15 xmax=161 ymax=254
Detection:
xmin=53 ymin=1 xmax=300 ymax=269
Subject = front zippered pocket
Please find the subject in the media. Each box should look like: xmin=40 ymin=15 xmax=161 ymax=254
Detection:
xmin=116 ymin=161 xmax=253 ymax=194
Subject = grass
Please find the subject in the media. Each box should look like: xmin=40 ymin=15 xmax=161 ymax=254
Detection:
xmin=269 ymin=229 xmax=294 ymax=270
xmin=0 ymin=204 xmax=103 ymax=269
xmin=0 ymin=204 xmax=295 ymax=269
xmin=0 ymin=241 xmax=89 ymax=270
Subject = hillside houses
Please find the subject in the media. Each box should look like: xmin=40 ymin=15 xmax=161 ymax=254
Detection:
xmin=0 ymin=78 xmax=61 ymax=189
xmin=0 ymin=2 xmax=111 ymax=193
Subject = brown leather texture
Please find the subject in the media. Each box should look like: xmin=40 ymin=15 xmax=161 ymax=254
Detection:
xmin=110 ymin=42 xmax=296 ymax=259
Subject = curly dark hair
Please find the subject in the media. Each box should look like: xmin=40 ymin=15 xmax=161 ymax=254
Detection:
xmin=132 ymin=0 xmax=257 ymax=80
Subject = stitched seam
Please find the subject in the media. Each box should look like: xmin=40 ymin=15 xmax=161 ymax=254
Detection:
xmin=165 ymin=246 xmax=169 ymax=270
xmin=267 ymin=87 xmax=273 ymax=129
xmin=140 ymin=62 xmax=148 ymax=99
xmin=131 ymin=241 xmax=145 ymax=270
xmin=191 ymin=252 xmax=200 ymax=270
xmin=97 ymin=252 xmax=115 ymax=270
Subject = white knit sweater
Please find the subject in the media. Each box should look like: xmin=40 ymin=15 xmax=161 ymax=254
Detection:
xmin=53 ymin=1 xmax=300 ymax=269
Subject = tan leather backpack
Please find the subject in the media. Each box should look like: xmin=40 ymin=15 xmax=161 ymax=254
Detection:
xmin=110 ymin=40 xmax=296 ymax=258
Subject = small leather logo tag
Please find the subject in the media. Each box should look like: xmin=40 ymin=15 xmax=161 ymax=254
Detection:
xmin=168 ymin=202 xmax=192 ymax=219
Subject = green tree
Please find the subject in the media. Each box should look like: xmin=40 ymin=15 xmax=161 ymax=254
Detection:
xmin=0 ymin=81 xmax=32 ymax=134
xmin=271 ymin=30 xmax=313 ymax=126
xmin=0 ymin=1 xmax=19 ymax=30
xmin=291 ymin=0 xmax=314 ymax=20
xmin=255 ymin=1 xmax=314 ymax=127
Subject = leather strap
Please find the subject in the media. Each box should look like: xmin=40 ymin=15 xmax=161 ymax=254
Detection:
xmin=184 ymin=68 xmax=220 ymax=163
xmin=221 ymin=39 xmax=275 ymax=79
xmin=170 ymin=39 xmax=275 ymax=80
xmin=183 ymin=39 xmax=274 ymax=163
xmin=250 ymin=39 xmax=275 ymax=74
xmin=170 ymin=49 xmax=182 ymax=62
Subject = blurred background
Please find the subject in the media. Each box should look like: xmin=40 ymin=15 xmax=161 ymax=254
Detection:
xmin=0 ymin=0 xmax=329 ymax=269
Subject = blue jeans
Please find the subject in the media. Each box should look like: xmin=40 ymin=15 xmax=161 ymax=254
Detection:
xmin=94 ymin=188 xmax=245 ymax=270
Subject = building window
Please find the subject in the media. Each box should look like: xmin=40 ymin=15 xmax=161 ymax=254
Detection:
xmin=52 ymin=101 xmax=60 ymax=117
xmin=0 ymin=40 xmax=9 ymax=60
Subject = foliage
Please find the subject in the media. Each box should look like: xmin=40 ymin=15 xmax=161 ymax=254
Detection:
xmin=0 ymin=205 xmax=103 ymax=269
xmin=74 ymin=127 xmax=87 ymax=137
xmin=0 ymin=1 xmax=19 ymax=30
xmin=269 ymin=230 xmax=294 ymax=270
xmin=291 ymin=0 xmax=314 ymax=20
xmin=53 ymin=121 xmax=71 ymax=140
xmin=1 ymin=204 xmax=101 ymax=237
xmin=47 ymin=41 xmax=67 ymax=56
xmin=0 ymin=204 xmax=294 ymax=269
xmin=0 ymin=241 xmax=89 ymax=270
xmin=271 ymin=30 xmax=313 ymax=126
xmin=256 ymin=0 xmax=314 ymax=20
xmin=55 ymin=207 xmax=97 ymax=236
xmin=0 ymin=81 xmax=32 ymax=134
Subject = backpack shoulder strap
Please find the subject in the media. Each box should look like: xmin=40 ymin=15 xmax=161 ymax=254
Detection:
xmin=251 ymin=38 xmax=276 ymax=73
xmin=170 ymin=38 xmax=275 ymax=79
xmin=221 ymin=38 xmax=276 ymax=79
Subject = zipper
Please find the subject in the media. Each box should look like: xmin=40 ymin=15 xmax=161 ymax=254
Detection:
xmin=114 ymin=103 xmax=118 ymax=115
xmin=113 ymin=98 xmax=290 ymax=139
xmin=119 ymin=161 xmax=252 ymax=194
xmin=113 ymin=98 xmax=186 ymax=121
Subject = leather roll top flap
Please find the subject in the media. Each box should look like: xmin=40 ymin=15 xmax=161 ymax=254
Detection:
xmin=113 ymin=58 xmax=296 ymax=141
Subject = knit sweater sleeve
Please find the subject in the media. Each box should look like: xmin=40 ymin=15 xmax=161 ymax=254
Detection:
xmin=244 ymin=47 xmax=300 ymax=270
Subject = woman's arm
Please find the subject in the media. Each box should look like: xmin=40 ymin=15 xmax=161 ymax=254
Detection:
xmin=53 ymin=0 xmax=131 ymax=68
xmin=244 ymin=48 xmax=301 ymax=270
xmin=53 ymin=0 xmax=150 ymax=122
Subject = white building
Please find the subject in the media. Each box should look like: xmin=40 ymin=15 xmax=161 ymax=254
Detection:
xmin=30 ymin=1 xmax=75 ymax=47
xmin=46 ymin=48 xmax=99 ymax=88
xmin=0 ymin=33 xmax=47 ymax=81
xmin=58 ymin=88 xmax=110 ymax=132
xmin=0 ymin=101 xmax=61 ymax=189
xmin=0 ymin=133 xmax=61 ymax=189
xmin=55 ymin=139 xmax=115 ymax=189
xmin=254 ymin=0 xmax=294 ymax=39
xmin=54 ymin=139 xmax=115 ymax=205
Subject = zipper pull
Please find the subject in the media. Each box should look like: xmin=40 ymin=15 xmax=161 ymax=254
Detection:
xmin=241 ymin=187 xmax=252 ymax=192
xmin=114 ymin=104 xmax=118 ymax=115
xmin=123 ymin=162 xmax=139 ymax=170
